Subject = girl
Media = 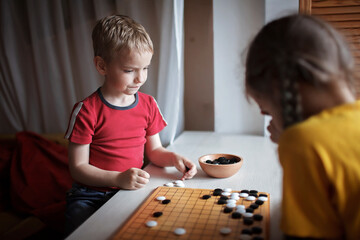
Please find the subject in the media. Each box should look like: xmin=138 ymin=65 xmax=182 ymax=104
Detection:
xmin=245 ymin=15 xmax=360 ymax=239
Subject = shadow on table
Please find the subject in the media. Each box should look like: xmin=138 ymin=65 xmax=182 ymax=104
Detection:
xmin=147 ymin=164 xmax=212 ymax=180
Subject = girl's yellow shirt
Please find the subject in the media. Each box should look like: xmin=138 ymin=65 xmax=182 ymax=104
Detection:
xmin=278 ymin=100 xmax=360 ymax=239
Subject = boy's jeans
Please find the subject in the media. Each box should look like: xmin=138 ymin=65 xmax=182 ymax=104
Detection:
xmin=64 ymin=183 xmax=118 ymax=237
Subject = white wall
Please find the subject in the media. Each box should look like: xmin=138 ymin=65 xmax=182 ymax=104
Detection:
xmin=265 ymin=0 xmax=299 ymax=23
xmin=212 ymin=0 xmax=299 ymax=136
xmin=213 ymin=0 xmax=265 ymax=135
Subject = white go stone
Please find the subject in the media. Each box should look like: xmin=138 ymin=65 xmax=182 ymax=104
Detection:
xmin=243 ymin=212 xmax=253 ymax=218
xmin=226 ymin=202 xmax=237 ymax=208
xmin=164 ymin=182 xmax=174 ymax=187
xmin=146 ymin=220 xmax=157 ymax=228
xmin=227 ymin=199 xmax=237 ymax=204
xmin=239 ymin=193 xmax=249 ymax=198
xmin=220 ymin=227 xmax=232 ymax=235
xmin=231 ymin=192 xmax=239 ymax=197
xmin=223 ymin=188 xmax=232 ymax=192
xmin=258 ymin=196 xmax=268 ymax=202
xmin=230 ymin=195 xmax=240 ymax=201
xmin=221 ymin=192 xmax=231 ymax=196
xmin=236 ymin=205 xmax=245 ymax=210
xmin=174 ymin=228 xmax=186 ymax=235
xmin=246 ymin=196 xmax=256 ymax=201
xmin=174 ymin=180 xmax=185 ymax=188
xmin=156 ymin=196 xmax=166 ymax=201
xmin=235 ymin=208 xmax=246 ymax=214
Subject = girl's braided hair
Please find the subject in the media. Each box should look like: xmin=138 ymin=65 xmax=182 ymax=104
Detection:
xmin=245 ymin=14 xmax=355 ymax=128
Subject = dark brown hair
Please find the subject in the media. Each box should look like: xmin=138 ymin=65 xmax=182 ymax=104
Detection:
xmin=92 ymin=15 xmax=153 ymax=62
xmin=245 ymin=14 xmax=355 ymax=128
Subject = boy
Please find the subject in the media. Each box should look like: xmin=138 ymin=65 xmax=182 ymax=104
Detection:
xmin=64 ymin=15 xmax=197 ymax=236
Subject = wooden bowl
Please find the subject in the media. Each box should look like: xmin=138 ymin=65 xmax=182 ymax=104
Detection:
xmin=198 ymin=153 xmax=243 ymax=178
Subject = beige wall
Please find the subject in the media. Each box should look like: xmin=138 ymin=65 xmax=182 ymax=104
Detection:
xmin=184 ymin=0 xmax=214 ymax=131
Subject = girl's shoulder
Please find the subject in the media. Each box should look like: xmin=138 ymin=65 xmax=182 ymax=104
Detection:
xmin=279 ymin=100 xmax=360 ymax=148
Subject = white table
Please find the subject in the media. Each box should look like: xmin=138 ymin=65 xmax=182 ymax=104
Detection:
xmin=67 ymin=131 xmax=283 ymax=240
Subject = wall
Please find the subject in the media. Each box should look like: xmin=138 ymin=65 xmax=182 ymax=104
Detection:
xmin=184 ymin=0 xmax=299 ymax=135
xmin=265 ymin=0 xmax=299 ymax=23
xmin=184 ymin=0 xmax=214 ymax=131
xmin=213 ymin=0 xmax=265 ymax=135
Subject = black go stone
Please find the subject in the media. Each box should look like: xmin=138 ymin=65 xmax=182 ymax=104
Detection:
xmin=162 ymin=199 xmax=171 ymax=204
xmin=243 ymin=217 xmax=254 ymax=225
xmin=202 ymin=195 xmax=211 ymax=200
xmin=253 ymin=214 xmax=263 ymax=221
xmin=223 ymin=207 xmax=233 ymax=213
xmin=217 ymin=199 xmax=227 ymax=205
xmin=252 ymin=226 xmax=263 ymax=234
xmin=246 ymin=208 xmax=254 ymax=213
xmin=206 ymin=160 xmax=212 ymax=164
xmin=240 ymin=190 xmax=249 ymax=194
xmin=153 ymin=212 xmax=163 ymax=217
xmin=220 ymin=196 xmax=229 ymax=200
xmin=250 ymin=190 xmax=258 ymax=194
xmin=249 ymin=192 xmax=258 ymax=197
xmin=231 ymin=212 xmax=242 ymax=219
xmin=255 ymin=200 xmax=264 ymax=205
xmin=213 ymin=188 xmax=222 ymax=196
xmin=250 ymin=203 xmax=259 ymax=209
xmin=218 ymin=157 xmax=227 ymax=164
xmin=259 ymin=193 xmax=268 ymax=197
xmin=241 ymin=229 xmax=252 ymax=235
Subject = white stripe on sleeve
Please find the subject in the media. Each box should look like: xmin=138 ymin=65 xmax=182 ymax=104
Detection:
xmin=152 ymin=96 xmax=168 ymax=125
xmin=65 ymin=102 xmax=84 ymax=139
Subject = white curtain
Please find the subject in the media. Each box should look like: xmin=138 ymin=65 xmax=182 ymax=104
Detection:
xmin=0 ymin=0 xmax=184 ymax=146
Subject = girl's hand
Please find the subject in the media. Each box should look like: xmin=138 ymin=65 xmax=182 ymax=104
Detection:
xmin=267 ymin=119 xmax=282 ymax=143
xmin=116 ymin=168 xmax=150 ymax=190
xmin=172 ymin=153 xmax=197 ymax=180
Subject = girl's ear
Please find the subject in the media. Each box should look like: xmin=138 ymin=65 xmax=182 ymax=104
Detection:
xmin=94 ymin=56 xmax=107 ymax=76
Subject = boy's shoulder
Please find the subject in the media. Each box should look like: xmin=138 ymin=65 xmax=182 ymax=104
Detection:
xmin=82 ymin=89 xmax=100 ymax=103
xmin=137 ymin=91 xmax=153 ymax=99
xmin=75 ymin=89 xmax=101 ymax=107
xmin=137 ymin=91 xmax=157 ymax=105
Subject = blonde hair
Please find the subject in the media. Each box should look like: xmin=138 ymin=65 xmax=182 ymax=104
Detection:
xmin=245 ymin=14 xmax=355 ymax=128
xmin=92 ymin=15 xmax=153 ymax=62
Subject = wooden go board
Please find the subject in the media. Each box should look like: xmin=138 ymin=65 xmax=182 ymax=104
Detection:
xmin=112 ymin=187 xmax=270 ymax=239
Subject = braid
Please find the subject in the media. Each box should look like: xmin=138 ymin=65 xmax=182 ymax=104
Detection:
xmin=281 ymin=77 xmax=303 ymax=128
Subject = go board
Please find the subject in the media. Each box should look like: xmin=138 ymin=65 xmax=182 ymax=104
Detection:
xmin=112 ymin=187 xmax=270 ymax=240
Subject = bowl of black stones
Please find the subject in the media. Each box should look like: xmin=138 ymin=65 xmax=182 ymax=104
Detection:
xmin=198 ymin=153 xmax=243 ymax=178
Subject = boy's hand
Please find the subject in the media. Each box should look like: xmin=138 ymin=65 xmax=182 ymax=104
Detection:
xmin=116 ymin=168 xmax=150 ymax=190
xmin=172 ymin=154 xmax=197 ymax=180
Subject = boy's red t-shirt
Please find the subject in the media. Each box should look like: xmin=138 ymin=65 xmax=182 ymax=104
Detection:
xmin=65 ymin=88 xmax=167 ymax=173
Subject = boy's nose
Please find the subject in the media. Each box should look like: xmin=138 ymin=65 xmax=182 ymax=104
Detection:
xmin=135 ymin=72 xmax=146 ymax=83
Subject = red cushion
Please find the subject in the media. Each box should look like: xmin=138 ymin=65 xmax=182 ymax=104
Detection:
xmin=10 ymin=131 xmax=72 ymax=231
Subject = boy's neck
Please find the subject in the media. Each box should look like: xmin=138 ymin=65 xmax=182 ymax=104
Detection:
xmin=100 ymin=84 xmax=136 ymax=107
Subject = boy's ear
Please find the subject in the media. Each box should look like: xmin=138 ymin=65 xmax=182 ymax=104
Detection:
xmin=94 ymin=56 xmax=107 ymax=76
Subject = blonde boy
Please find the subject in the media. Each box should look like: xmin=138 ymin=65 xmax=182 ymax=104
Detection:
xmin=64 ymin=15 xmax=196 ymax=236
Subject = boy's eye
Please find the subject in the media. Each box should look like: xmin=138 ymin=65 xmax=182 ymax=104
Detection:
xmin=124 ymin=69 xmax=133 ymax=73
